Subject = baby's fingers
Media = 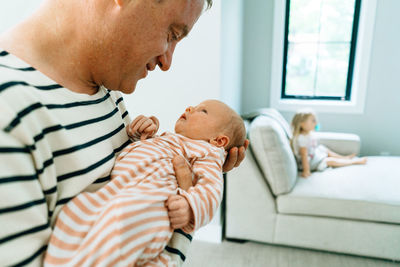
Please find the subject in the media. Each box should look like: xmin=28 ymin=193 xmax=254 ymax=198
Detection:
xmin=132 ymin=116 xmax=149 ymax=133
xmin=130 ymin=115 xmax=146 ymax=134
xmin=166 ymin=195 xmax=183 ymax=211
xmin=137 ymin=119 xmax=154 ymax=133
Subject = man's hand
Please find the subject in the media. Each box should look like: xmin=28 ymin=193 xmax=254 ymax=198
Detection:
xmin=166 ymin=195 xmax=193 ymax=229
xmin=127 ymin=115 xmax=159 ymax=140
xmin=172 ymin=156 xmax=193 ymax=191
xmin=223 ymin=139 xmax=249 ymax=172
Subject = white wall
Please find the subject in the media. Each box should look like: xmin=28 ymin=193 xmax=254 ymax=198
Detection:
xmin=221 ymin=0 xmax=244 ymax=112
xmin=240 ymin=0 xmax=400 ymax=156
xmin=0 ymin=1 xmax=43 ymax=33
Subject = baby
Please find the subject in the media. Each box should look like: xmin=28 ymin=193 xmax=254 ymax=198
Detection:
xmin=291 ymin=108 xmax=367 ymax=178
xmin=45 ymin=99 xmax=246 ymax=266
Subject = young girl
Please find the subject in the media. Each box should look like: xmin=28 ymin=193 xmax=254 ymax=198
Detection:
xmin=291 ymin=109 xmax=367 ymax=178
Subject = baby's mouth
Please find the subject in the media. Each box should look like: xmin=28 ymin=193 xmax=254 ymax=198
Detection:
xmin=180 ymin=113 xmax=186 ymax=120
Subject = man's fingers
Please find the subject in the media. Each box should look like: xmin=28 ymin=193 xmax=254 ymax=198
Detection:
xmin=234 ymin=146 xmax=246 ymax=167
xmin=244 ymin=139 xmax=250 ymax=149
xmin=172 ymin=156 xmax=193 ymax=191
xmin=222 ymin=140 xmax=250 ymax=171
xmin=223 ymin=147 xmax=238 ymax=173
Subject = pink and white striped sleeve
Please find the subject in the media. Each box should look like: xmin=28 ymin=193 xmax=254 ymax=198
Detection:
xmin=177 ymin=149 xmax=224 ymax=233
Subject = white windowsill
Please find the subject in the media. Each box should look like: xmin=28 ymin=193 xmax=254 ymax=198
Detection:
xmin=273 ymin=98 xmax=364 ymax=114
xmin=270 ymin=0 xmax=377 ymax=114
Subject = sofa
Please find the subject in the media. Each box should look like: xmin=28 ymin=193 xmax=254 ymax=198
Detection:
xmin=225 ymin=108 xmax=400 ymax=261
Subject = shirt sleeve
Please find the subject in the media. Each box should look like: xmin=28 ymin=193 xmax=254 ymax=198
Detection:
xmin=177 ymin=150 xmax=224 ymax=233
xmin=0 ymin=129 xmax=52 ymax=266
xmin=297 ymin=134 xmax=309 ymax=148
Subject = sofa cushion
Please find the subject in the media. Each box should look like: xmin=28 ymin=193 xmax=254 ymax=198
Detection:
xmin=249 ymin=115 xmax=298 ymax=195
xmin=277 ymin=156 xmax=400 ymax=224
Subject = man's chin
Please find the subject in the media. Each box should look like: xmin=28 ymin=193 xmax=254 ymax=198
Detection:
xmin=120 ymin=82 xmax=138 ymax=94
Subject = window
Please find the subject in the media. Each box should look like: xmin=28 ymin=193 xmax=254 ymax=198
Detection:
xmin=271 ymin=0 xmax=377 ymax=113
xmin=282 ymin=0 xmax=360 ymax=101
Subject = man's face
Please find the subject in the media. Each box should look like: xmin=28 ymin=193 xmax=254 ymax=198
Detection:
xmin=98 ymin=0 xmax=204 ymax=94
xmin=175 ymin=100 xmax=231 ymax=142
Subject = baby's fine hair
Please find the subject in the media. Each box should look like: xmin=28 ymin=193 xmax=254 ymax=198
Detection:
xmin=222 ymin=111 xmax=246 ymax=151
xmin=290 ymin=108 xmax=316 ymax=151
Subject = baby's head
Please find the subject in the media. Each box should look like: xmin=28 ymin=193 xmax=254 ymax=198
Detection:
xmin=291 ymin=108 xmax=317 ymax=136
xmin=174 ymin=99 xmax=246 ymax=150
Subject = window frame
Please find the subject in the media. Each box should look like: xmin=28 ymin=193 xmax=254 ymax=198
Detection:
xmin=270 ymin=0 xmax=377 ymax=114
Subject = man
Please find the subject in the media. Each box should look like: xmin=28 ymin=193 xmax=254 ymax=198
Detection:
xmin=0 ymin=0 xmax=248 ymax=266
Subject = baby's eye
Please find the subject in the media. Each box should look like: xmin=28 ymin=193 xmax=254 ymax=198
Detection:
xmin=202 ymin=109 xmax=208 ymax=114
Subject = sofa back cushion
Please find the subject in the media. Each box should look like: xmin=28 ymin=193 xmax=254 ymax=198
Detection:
xmin=249 ymin=111 xmax=298 ymax=195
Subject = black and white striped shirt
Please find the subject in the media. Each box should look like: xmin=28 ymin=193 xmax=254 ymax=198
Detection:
xmin=0 ymin=50 xmax=132 ymax=266
xmin=0 ymin=50 xmax=192 ymax=267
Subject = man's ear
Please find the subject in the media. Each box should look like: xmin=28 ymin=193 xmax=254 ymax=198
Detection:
xmin=210 ymin=135 xmax=230 ymax=148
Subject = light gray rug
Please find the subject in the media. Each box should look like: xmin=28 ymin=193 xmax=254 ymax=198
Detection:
xmin=185 ymin=240 xmax=399 ymax=267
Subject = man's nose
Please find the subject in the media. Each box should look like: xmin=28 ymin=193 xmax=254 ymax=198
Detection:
xmin=158 ymin=43 xmax=177 ymax=71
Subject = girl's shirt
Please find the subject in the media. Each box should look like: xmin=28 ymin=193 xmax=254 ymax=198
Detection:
xmin=293 ymin=132 xmax=319 ymax=162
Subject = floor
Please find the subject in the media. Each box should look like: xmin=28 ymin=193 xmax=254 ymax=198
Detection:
xmin=184 ymin=240 xmax=400 ymax=267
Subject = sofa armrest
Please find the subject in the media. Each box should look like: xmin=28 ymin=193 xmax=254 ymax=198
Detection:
xmin=225 ymin=149 xmax=277 ymax=242
xmin=314 ymin=132 xmax=360 ymax=156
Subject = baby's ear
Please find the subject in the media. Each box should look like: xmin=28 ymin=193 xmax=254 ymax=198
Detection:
xmin=210 ymin=135 xmax=230 ymax=148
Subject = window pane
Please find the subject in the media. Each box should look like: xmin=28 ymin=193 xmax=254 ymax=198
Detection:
xmin=319 ymin=0 xmax=356 ymax=42
xmin=315 ymin=44 xmax=350 ymax=97
xmin=282 ymin=0 xmax=360 ymax=100
xmin=289 ymin=0 xmax=322 ymax=43
xmin=286 ymin=43 xmax=318 ymax=96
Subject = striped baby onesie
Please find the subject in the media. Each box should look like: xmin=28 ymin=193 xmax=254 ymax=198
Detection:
xmin=45 ymin=132 xmax=225 ymax=266
xmin=0 ymin=50 xmax=190 ymax=266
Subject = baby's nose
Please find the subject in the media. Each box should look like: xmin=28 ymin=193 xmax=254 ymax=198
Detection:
xmin=185 ymin=106 xmax=193 ymax=113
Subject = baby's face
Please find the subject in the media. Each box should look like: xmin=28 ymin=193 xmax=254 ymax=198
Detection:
xmin=175 ymin=100 xmax=231 ymax=142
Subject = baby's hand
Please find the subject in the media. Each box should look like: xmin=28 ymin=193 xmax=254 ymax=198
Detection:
xmin=127 ymin=115 xmax=159 ymax=140
xmin=166 ymin=195 xmax=193 ymax=229
xmin=302 ymin=170 xmax=311 ymax=178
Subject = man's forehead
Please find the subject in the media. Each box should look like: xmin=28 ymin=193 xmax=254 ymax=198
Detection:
xmin=173 ymin=0 xmax=204 ymax=30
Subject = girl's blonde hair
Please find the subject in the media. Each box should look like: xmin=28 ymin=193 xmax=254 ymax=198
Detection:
xmin=290 ymin=108 xmax=317 ymax=151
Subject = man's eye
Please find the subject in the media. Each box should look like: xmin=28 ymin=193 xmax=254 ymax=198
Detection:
xmin=169 ymin=31 xmax=180 ymax=42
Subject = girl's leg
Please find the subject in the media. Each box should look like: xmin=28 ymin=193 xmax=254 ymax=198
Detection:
xmin=326 ymin=149 xmax=356 ymax=159
xmin=326 ymin=157 xmax=367 ymax=167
